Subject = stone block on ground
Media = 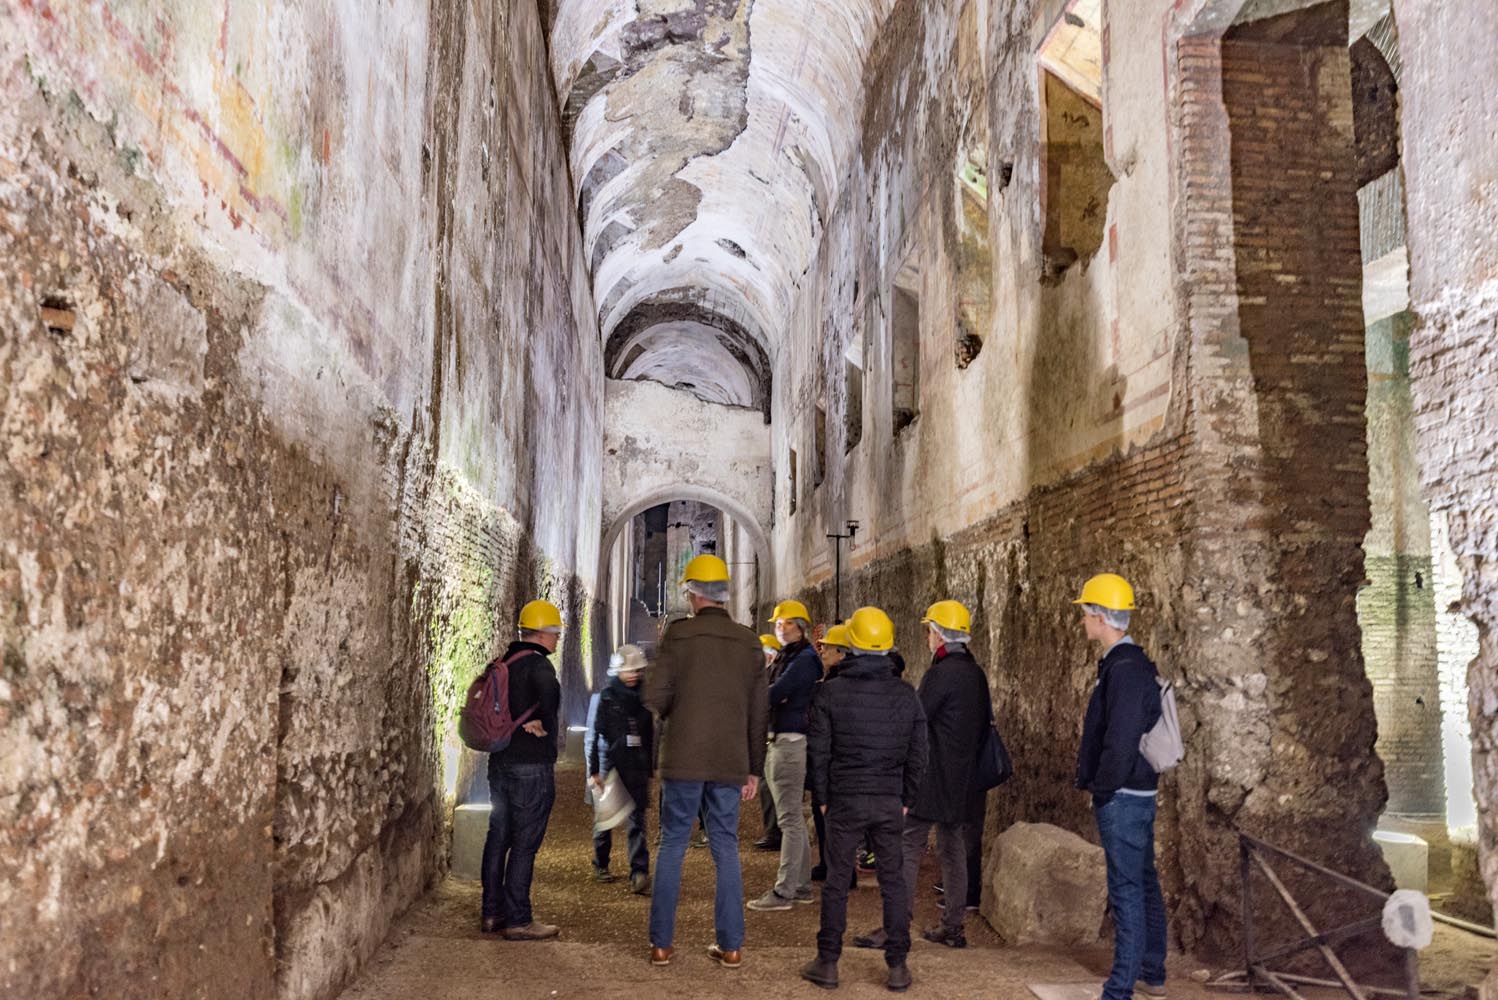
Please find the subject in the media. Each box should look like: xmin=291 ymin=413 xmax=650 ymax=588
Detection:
xmin=451 ymin=804 xmax=490 ymax=881
xmin=984 ymin=822 xmax=1107 ymax=947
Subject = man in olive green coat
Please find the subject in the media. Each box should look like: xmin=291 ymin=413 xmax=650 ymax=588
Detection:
xmin=645 ymin=555 xmax=769 ymax=970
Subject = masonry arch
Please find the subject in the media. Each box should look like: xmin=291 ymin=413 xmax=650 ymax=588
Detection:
xmin=595 ymin=482 xmax=774 ymax=684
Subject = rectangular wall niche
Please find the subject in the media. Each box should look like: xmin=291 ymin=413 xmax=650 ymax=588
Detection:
xmin=788 ymin=448 xmax=798 ymax=515
xmin=844 ymin=348 xmax=864 ymax=453
xmin=1038 ymin=0 xmax=1112 ymax=277
xmin=813 ymin=404 xmax=827 ymax=488
xmin=891 ymin=261 xmax=921 ymax=434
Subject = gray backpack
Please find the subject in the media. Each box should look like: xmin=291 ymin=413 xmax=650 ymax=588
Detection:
xmin=1139 ymin=678 xmax=1183 ymax=772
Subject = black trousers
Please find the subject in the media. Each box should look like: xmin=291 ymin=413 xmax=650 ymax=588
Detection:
xmin=593 ymin=770 xmax=650 ymax=875
xmin=817 ymin=794 xmax=909 ymax=966
xmin=965 ymin=791 xmax=986 ymax=907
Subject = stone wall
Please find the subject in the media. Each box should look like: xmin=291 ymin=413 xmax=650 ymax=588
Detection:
xmin=771 ymin=0 xmax=1391 ymax=957
xmin=0 ymin=2 xmax=602 ymax=999
xmin=1394 ymin=0 xmax=1498 ymax=973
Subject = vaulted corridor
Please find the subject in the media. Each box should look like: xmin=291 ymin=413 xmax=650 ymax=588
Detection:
xmin=4 ymin=0 xmax=1498 ymax=998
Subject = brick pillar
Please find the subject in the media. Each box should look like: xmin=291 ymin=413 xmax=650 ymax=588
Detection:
xmin=1171 ymin=0 xmax=1391 ymax=958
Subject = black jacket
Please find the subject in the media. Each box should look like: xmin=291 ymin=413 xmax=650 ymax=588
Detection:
xmin=911 ymin=646 xmax=992 ymax=823
xmin=587 ymin=676 xmax=654 ymax=778
xmin=807 ymin=653 xmax=928 ymax=808
xmin=1076 ymin=641 xmax=1162 ymax=802
xmin=488 ymin=641 xmax=560 ymax=769
xmin=767 ymin=639 xmax=821 ymax=735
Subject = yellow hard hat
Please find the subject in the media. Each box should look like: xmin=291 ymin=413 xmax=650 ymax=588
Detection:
xmin=680 ymin=554 xmax=730 ymax=584
xmin=845 ymin=606 xmax=895 ymax=651
xmin=769 ymin=599 xmax=811 ymax=623
xmin=518 ymin=599 xmax=564 ymax=631
xmin=759 ymin=634 xmax=783 ymax=651
xmin=1072 ymin=573 xmax=1136 ymax=611
xmin=921 ymin=600 xmax=972 ymax=633
xmin=822 ymin=623 xmax=852 ymax=649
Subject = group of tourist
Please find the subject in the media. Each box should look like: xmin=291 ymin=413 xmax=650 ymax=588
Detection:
xmin=477 ymin=559 xmax=1168 ymax=1000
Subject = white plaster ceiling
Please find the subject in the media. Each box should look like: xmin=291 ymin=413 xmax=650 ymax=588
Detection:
xmin=1040 ymin=0 xmax=1103 ymax=105
xmin=551 ymin=0 xmax=895 ymax=407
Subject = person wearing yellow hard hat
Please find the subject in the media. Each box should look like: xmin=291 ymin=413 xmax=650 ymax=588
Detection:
xmin=479 ymin=599 xmax=566 ymax=940
xmin=860 ymin=600 xmax=991 ymax=953
xmin=644 ymin=553 xmax=768 ymax=969
xmin=807 ymin=621 xmax=854 ymax=883
xmin=748 ymin=597 xmax=824 ymax=912
xmin=1072 ymin=573 xmax=1167 ymax=1000
xmin=755 ymin=632 xmax=785 ymax=853
xmin=800 ymin=607 xmax=926 ymax=993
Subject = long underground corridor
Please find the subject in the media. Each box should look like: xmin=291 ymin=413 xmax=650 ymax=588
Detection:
xmin=3 ymin=0 xmax=1498 ymax=998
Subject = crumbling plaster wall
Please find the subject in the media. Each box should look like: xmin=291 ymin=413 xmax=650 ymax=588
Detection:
xmin=0 ymin=2 xmax=602 ymax=999
xmin=1393 ymin=0 xmax=1498 ymax=953
xmin=771 ymin=0 xmax=1389 ymax=956
xmin=601 ymin=378 xmax=771 ymax=546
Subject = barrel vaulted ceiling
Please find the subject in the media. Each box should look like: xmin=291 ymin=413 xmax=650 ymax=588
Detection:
xmin=549 ymin=0 xmax=896 ymax=410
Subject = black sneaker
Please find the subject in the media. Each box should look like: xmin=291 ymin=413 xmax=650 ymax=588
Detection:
xmin=856 ymin=851 xmax=877 ymax=873
xmin=921 ymin=925 xmax=966 ymax=949
xmin=594 ymin=868 xmax=618 ymax=884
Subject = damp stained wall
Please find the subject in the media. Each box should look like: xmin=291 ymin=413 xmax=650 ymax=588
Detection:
xmin=771 ymin=0 xmax=1391 ymax=958
xmin=0 ymin=2 xmax=602 ymax=999
xmin=1394 ymin=0 xmax=1498 ymax=948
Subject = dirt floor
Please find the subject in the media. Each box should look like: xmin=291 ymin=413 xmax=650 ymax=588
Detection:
xmin=337 ymin=763 xmax=1494 ymax=1000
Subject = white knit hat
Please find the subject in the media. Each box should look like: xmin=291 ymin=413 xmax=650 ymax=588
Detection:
xmin=608 ymin=644 xmax=647 ymax=677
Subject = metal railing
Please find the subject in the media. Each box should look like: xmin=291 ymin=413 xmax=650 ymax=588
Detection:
xmin=1207 ymin=831 xmax=1494 ymax=999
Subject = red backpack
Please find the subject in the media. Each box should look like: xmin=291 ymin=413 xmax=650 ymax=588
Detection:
xmin=458 ymin=651 xmax=537 ymax=753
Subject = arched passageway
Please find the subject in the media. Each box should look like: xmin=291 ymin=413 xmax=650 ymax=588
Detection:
xmin=7 ymin=0 xmax=1498 ymax=996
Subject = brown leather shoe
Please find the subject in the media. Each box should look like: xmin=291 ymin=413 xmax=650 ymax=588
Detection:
xmin=480 ymin=917 xmax=504 ymax=934
xmin=502 ymin=921 xmax=559 ymax=941
xmin=707 ymin=945 xmax=742 ymax=969
xmin=650 ymin=946 xmax=673 ymax=966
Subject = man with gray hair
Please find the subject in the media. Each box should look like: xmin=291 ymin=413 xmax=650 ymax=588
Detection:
xmin=1073 ymin=573 xmax=1166 ymax=1000
xmin=645 ymin=555 xmax=768 ymax=970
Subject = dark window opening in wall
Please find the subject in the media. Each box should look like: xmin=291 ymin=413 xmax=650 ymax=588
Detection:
xmin=1351 ymin=37 xmax=1400 ymax=188
xmin=788 ymin=449 xmax=798 ymax=516
xmin=813 ymin=405 xmax=827 ymax=488
xmin=1038 ymin=0 xmax=1112 ymax=279
xmin=955 ymin=146 xmax=992 ymax=369
xmin=844 ymin=354 xmax=864 ymax=453
xmin=891 ymin=279 xmax=921 ymax=435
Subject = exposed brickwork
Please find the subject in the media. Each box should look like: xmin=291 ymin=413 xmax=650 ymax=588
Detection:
xmin=0 ymin=1 xmax=603 ymax=997
xmin=1170 ymin=2 xmax=1390 ymax=958
xmin=1394 ymin=2 xmax=1498 ymax=986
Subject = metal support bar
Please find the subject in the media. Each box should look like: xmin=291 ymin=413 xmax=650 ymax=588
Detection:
xmin=1249 ymin=850 xmax=1370 ymax=1000
xmin=1252 ymin=915 xmax=1382 ymax=966
xmin=1230 ymin=832 xmax=1423 ymax=1000
xmin=1239 ymin=833 xmax=1389 ymax=902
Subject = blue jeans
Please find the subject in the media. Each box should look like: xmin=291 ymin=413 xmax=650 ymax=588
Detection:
xmin=649 ymin=780 xmax=745 ymax=951
xmin=1095 ymin=794 xmax=1167 ymax=998
xmin=481 ymin=762 xmax=556 ymax=925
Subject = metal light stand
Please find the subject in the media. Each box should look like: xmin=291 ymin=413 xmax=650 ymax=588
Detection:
xmin=826 ymin=520 xmax=860 ymax=621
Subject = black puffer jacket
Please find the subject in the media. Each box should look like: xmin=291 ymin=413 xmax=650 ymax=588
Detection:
xmin=807 ymin=653 xmax=928 ymax=808
xmin=911 ymin=646 xmax=993 ymax=823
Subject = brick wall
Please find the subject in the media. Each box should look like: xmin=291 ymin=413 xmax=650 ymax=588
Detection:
xmin=1393 ymin=0 xmax=1498 ymax=974
xmin=1170 ymin=1 xmax=1391 ymax=957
